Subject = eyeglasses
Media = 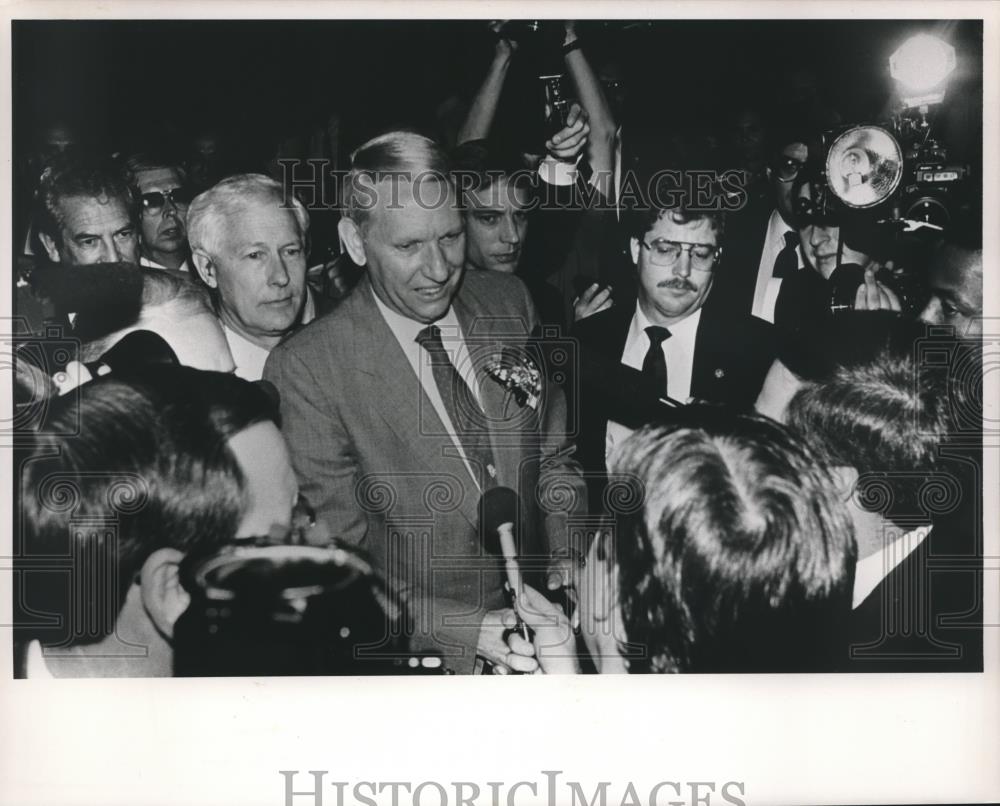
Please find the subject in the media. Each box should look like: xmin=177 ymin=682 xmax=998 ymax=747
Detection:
xmin=772 ymin=156 xmax=805 ymax=183
xmin=140 ymin=187 xmax=194 ymax=213
xmin=640 ymin=239 xmax=721 ymax=270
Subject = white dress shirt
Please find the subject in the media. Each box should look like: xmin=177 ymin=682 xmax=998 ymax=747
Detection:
xmin=139 ymin=255 xmax=192 ymax=272
xmin=853 ymin=525 xmax=932 ymax=609
xmin=225 ymin=289 xmax=317 ymax=381
xmin=605 ymin=302 xmax=702 ymax=465
xmin=750 ymin=208 xmax=805 ymax=323
xmin=372 ymin=295 xmax=485 ymax=488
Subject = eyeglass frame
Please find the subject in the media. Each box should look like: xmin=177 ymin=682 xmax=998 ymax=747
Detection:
xmin=639 ymin=238 xmax=723 ymax=270
xmin=139 ymin=187 xmax=194 ymax=214
xmin=771 ymin=156 xmax=806 ymax=184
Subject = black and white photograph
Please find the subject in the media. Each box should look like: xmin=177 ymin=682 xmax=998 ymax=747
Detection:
xmin=2 ymin=3 xmax=997 ymax=805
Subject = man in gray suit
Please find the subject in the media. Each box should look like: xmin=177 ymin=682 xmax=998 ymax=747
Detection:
xmin=264 ymin=132 xmax=587 ymax=673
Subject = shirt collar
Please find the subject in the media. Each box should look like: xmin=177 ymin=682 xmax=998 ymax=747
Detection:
xmin=371 ymin=292 xmax=459 ymax=346
xmin=853 ymin=525 xmax=932 ymax=609
xmin=632 ymin=299 xmax=703 ymax=340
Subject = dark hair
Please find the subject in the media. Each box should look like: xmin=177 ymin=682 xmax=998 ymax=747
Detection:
xmin=610 ymin=407 xmax=855 ymax=673
xmin=628 ymin=205 xmax=726 ymax=245
xmin=775 ymin=310 xmax=915 ymax=383
xmin=450 ymin=138 xmax=533 ymax=197
xmin=77 ymin=267 xmax=216 ymax=361
xmin=763 ymin=103 xmax=841 ymax=164
xmin=34 ymin=152 xmax=137 ymax=246
xmin=18 ymin=367 xmax=276 ymax=648
xmin=785 ymin=320 xmax=955 ymax=526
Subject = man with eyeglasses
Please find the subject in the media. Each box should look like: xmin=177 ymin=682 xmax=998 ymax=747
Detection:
xmin=572 ymin=202 xmax=774 ymax=504
xmin=747 ymin=136 xmax=808 ymax=322
xmin=128 ymin=155 xmax=196 ymax=272
xmin=740 ymin=111 xmax=841 ymax=323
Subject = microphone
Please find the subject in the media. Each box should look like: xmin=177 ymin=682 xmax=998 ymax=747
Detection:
xmin=480 ymin=486 xmax=531 ymax=643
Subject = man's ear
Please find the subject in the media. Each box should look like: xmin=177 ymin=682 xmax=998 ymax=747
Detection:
xmin=338 ymin=217 xmax=368 ymax=267
xmin=629 ymin=236 xmax=640 ymax=266
xmin=38 ymin=231 xmax=61 ymax=263
xmin=831 ymin=465 xmax=860 ymax=503
xmin=191 ymin=250 xmax=218 ymax=289
xmin=139 ymin=548 xmax=189 ymax=639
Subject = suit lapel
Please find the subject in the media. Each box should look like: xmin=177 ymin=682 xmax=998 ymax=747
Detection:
xmin=691 ymin=298 xmax=730 ymax=400
xmin=348 ymin=281 xmax=480 ymax=528
xmin=452 ymin=292 xmax=522 ymax=490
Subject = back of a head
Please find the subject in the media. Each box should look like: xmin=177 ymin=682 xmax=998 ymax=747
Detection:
xmin=34 ymin=263 xmax=217 ymax=364
xmin=30 ymin=261 xmax=145 ymax=344
xmin=787 ymin=320 xmax=961 ymax=527
xmin=610 ymin=407 xmax=855 ymax=672
xmin=776 ymin=310 xmax=917 ymax=385
xmin=18 ymin=367 xmax=274 ymax=650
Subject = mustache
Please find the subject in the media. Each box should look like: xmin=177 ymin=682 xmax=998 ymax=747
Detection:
xmin=657 ymin=278 xmax=697 ymax=292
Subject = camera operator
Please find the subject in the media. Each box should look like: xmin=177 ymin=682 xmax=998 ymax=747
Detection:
xmin=15 ymin=367 xmax=293 ymax=677
xmin=773 ymin=176 xmax=902 ymax=335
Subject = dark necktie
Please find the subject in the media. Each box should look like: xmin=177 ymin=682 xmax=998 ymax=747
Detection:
xmin=772 ymin=230 xmax=800 ymax=279
xmin=417 ymin=325 xmax=497 ymax=489
xmin=641 ymin=325 xmax=671 ymax=398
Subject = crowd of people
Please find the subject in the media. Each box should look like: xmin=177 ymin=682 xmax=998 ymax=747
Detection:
xmin=11 ymin=20 xmax=984 ymax=677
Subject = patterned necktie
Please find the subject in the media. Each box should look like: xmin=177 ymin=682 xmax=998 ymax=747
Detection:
xmin=773 ymin=230 xmax=800 ymax=279
xmin=641 ymin=325 xmax=671 ymax=398
xmin=417 ymin=325 xmax=497 ymax=488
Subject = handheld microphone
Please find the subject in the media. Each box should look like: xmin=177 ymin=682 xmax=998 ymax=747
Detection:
xmin=480 ymin=486 xmax=531 ymax=643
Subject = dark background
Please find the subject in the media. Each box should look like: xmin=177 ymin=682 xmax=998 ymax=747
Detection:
xmin=12 ymin=18 xmax=983 ymax=164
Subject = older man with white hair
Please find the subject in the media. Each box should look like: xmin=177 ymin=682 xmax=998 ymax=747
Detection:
xmin=187 ymin=173 xmax=316 ymax=380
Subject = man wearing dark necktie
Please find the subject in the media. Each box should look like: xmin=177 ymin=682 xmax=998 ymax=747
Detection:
xmin=264 ymin=132 xmax=586 ymax=673
xmin=416 ymin=324 xmax=498 ymax=490
xmin=641 ymin=325 xmax=671 ymax=399
xmin=772 ymin=230 xmax=801 ymax=279
xmin=572 ymin=201 xmax=774 ymax=507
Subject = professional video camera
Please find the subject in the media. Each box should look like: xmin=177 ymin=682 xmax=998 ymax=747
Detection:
xmin=172 ymin=517 xmax=448 ymax=676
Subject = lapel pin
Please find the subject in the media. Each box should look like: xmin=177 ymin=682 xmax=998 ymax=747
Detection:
xmin=714 ymin=368 xmax=725 ymax=379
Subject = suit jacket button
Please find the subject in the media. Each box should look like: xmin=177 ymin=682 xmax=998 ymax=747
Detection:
xmin=714 ymin=368 xmax=725 ymax=379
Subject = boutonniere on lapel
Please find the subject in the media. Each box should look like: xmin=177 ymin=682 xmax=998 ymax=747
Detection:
xmin=484 ymin=346 xmax=542 ymax=415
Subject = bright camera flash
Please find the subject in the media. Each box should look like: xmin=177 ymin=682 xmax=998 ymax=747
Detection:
xmin=890 ymin=34 xmax=956 ymax=93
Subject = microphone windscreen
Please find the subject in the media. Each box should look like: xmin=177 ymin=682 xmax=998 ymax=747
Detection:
xmin=479 ymin=486 xmax=519 ymax=555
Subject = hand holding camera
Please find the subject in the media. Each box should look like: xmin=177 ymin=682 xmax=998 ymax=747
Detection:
xmin=545 ymin=100 xmax=589 ymax=162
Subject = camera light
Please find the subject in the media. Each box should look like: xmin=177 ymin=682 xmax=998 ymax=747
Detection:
xmin=890 ymin=34 xmax=956 ymax=97
xmin=826 ymin=126 xmax=903 ymax=208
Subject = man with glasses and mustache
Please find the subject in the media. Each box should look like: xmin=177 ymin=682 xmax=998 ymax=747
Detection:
xmin=571 ymin=199 xmax=774 ymax=504
xmin=128 ymin=154 xmax=197 ymax=272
